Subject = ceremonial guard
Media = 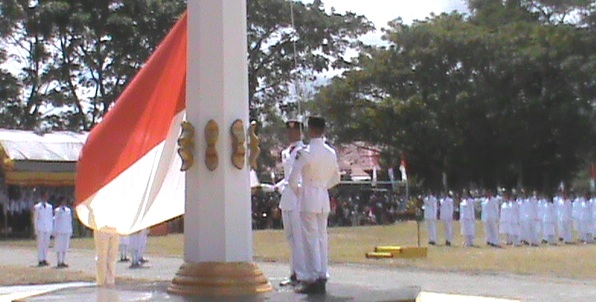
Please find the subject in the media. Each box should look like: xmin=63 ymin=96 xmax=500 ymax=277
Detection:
xmin=118 ymin=235 xmax=130 ymax=262
xmin=541 ymin=197 xmax=557 ymax=244
xmin=481 ymin=191 xmax=500 ymax=247
xmin=557 ymin=194 xmax=573 ymax=243
xmin=289 ymin=117 xmax=341 ymax=294
xmin=128 ymin=230 xmax=142 ymax=268
xmin=439 ymin=192 xmax=454 ymax=246
xmin=275 ymin=120 xmax=305 ymax=286
xmin=53 ymin=198 xmax=73 ymax=268
xmin=578 ymin=193 xmax=593 ymax=243
xmin=459 ymin=191 xmax=476 ymax=247
xmin=33 ymin=193 xmax=53 ymax=266
xmin=423 ymin=192 xmax=438 ymax=245
xmin=509 ymin=193 xmax=522 ymax=246
xmin=499 ymin=193 xmax=511 ymax=245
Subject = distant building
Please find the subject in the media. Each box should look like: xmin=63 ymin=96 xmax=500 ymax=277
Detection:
xmin=0 ymin=129 xmax=88 ymax=237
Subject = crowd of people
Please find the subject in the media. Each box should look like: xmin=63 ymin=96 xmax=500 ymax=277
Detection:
xmin=422 ymin=190 xmax=595 ymax=247
xmin=251 ymin=189 xmax=408 ymax=229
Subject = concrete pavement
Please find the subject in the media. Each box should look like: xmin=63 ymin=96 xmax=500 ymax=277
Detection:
xmin=0 ymin=246 xmax=594 ymax=301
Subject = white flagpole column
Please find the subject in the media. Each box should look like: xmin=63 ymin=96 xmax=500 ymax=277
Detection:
xmin=169 ymin=0 xmax=271 ymax=296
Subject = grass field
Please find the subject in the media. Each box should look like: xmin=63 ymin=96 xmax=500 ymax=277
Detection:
xmin=3 ymin=221 xmax=595 ymax=281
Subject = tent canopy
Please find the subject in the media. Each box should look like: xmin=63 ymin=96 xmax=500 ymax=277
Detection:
xmin=0 ymin=129 xmax=88 ymax=186
xmin=0 ymin=129 xmax=88 ymax=162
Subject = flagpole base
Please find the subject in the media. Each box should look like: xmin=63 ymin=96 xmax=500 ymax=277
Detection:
xmin=168 ymin=262 xmax=272 ymax=296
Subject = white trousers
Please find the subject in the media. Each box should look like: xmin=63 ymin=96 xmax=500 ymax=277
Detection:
xmin=527 ymin=221 xmax=538 ymax=244
xmin=282 ymin=210 xmax=306 ymax=280
xmin=441 ymin=219 xmax=452 ymax=242
xmin=54 ymin=233 xmax=71 ymax=263
xmin=483 ymin=220 xmax=499 ymax=245
xmin=94 ymin=231 xmax=119 ymax=287
xmin=300 ymin=211 xmax=329 ymax=283
xmin=426 ymin=220 xmax=437 ymax=243
xmin=560 ymin=220 xmax=573 ymax=242
xmin=36 ymin=231 xmax=51 ymax=262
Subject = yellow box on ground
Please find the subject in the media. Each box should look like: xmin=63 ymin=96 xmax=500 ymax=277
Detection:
xmin=398 ymin=247 xmax=427 ymax=258
xmin=365 ymin=252 xmax=394 ymax=259
xmin=374 ymin=246 xmax=427 ymax=258
xmin=375 ymin=246 xmax=402 ymax=253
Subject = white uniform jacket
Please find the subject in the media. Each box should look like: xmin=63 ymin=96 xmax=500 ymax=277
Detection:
xmin=481 ymin=196 xmax=500 ymax=222
xmin=423 ymin=195 xmax=438 ymax=220
xmin=53 ymin=206 xmax=73 ymax=235
xmin=289 ymin=138 xmax=341 ymax=213
xmin=439 ymin=197 xmax=454 ymax=221
xmin=276 ymin=141 xmax=304 ymax=211
xmin=34 ymin=202 xmax=54 ymax=233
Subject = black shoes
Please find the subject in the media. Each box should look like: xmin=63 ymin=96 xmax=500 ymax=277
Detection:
xmin=279 ymin=273 xmax=297 ymax=287
xmin=445 ymin=241 xmax=451 ymax=246
xmin=428 ymin=241 xmax=436 ymax=245
xmin=118 ymin=257 xmax=130 ymax=262
xmin=38 ymin=260 xmax=49 ymax=267
xmin=57 ymin=262 xmax=69 ymax=268
xmin=295 ymin=278 xmax=326 ymax=294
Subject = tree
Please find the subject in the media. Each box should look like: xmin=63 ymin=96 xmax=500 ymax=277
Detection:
xmin=314 ymin=6 xmax=595 ymax=191
xmin=0 ymin=0 xmax=187 ymax=130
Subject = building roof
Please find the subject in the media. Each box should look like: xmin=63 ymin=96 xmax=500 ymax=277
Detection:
xmin=0 ymin=129 xmax=88 ymax=162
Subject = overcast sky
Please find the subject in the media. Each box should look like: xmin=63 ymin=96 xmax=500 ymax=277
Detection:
xmin=301 ymin=0 xmax=470 ymax=44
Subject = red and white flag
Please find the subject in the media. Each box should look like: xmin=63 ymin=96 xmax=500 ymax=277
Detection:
xmin=75 ymin=13 xmax=187 ymax=234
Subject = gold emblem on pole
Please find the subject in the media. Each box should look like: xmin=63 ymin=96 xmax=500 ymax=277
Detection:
xmin=248 ymin=121 xmax=260 ymax=170
xmin=230 ymin=119 xmax=246 ymax=170
xmin=177 ymin=121 xmax=196 ymax=171
xmin=204 ymin=120 xmax=219 ymax=171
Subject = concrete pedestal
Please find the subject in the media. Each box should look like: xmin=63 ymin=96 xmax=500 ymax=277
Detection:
xmin=168 ymin=0 xmax=271 ymax=296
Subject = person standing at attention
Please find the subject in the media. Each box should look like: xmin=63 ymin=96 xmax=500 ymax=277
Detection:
xmin=276 ymin=119 xmax=306 ymax=286
xmin=33 ymin=192 xmax=53 ymax=267
xmin=53 ymin=198 xmax=73 ymax=268
xmin=289 ymin=117 xmax=341 ymax=294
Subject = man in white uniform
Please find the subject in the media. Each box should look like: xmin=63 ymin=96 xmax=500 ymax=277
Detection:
xmin=459 ymin=191 xmax=477 ymax=247
xmin=526 ymin=192 xmax=540 ymax=246
xmin=541 ymin=197 xmax=557 ymax=245
xmin=119 ymin=235 xmax=130 ymax=262
xmin=499 ymin=192 xmax=511 ymax=245
xmin=423 ymin=193 xmax=438 ymax=245
xmin=558 ymin=194 xmax=574 ymax=243
xmin=578 ymin=193 xmax=593 ymax=243
xmin=128 ymin=230 xmax=142 ymax=268
xmin=138 ymin=228 xmax=149 ymax=263
xmin=53 ymin=198 xmax=73 ymax=268
xmin=481 ymin=191 xmax=500 ymax=247
xmin=289 ymin=117 xmax=340 ymax=294
xmin=509 ymin=193 xmax=522 ymax=246
xmin=275 ymin=120 xmax=305 ymax=286
xmin=439 ymin=192 xmax=454 ymax=246
xmin=33 ymin=193 xmax=53 ymax=266
xmin=94 ymin=228 xmax=119 ymax=287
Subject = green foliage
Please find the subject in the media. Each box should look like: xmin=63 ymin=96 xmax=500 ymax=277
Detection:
xmin=315 ymin=6 xmax=595 ymax=191
xmin=0 ymin=0 xmax=186 ymax=130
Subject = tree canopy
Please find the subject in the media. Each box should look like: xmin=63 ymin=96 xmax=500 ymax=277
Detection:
xmin=313 ymin=1 xmax=595 ymax=191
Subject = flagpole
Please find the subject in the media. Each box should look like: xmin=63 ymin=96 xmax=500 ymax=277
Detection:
xmin=169 ymin=0 xmax=271 ymax=296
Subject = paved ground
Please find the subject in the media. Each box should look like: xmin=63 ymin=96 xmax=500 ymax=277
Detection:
xmin=0 ymin=246 xmax=594 ymax=301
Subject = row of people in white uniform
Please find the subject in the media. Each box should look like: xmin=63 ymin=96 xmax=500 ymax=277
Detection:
xmin=118 ymin=228 xmax=149 ymax=268
xmin=276 ymin=118 xmax=341 ymax=294
xmin=32 ymin=196 xmax=73 ymax=267
xmin=424 ymin=192 xmax=595 ymax=247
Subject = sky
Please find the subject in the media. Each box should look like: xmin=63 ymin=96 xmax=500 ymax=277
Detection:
xmin=302 ymin=0 xmax=470 ymax=44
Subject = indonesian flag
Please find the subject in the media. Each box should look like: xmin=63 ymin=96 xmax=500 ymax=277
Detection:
xmin=75 ymin=13 xmax=187 ymax=234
